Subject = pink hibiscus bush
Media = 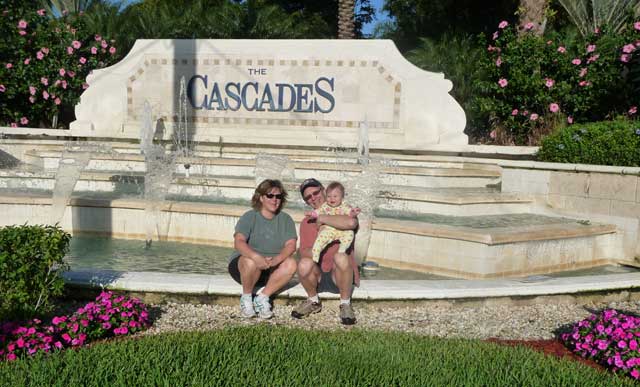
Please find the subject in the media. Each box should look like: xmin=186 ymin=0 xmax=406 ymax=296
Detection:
xmin=476 ymin=19 xmax=640 ymax=145
xmin=0 ymin=291 xmax=150 ymax=362
xmin=0 ymin=4 xmax=119 ymax=128
xmin=561 ymin=309 xmax=640 ymax=380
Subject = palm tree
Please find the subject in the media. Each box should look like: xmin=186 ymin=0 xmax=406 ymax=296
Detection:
xmin=39 ymin=0 xmax=98 ymax=15
xmin=338 ymin=0 xmax=355 ymax=39
xmin=517 ymin=0 xmax=549 ymax=35
xmin=557 ymin=0 xmax=640 ymax=37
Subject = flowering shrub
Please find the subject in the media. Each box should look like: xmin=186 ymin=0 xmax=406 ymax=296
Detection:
xmin=537 ymin=119 xmax=640 ymax=166
xmin=561 ymin=309 xmax=640 ymax=380
xmin=0 ymin=291 xmax=150 ymax=362
xmin=0 ymin=3 xmax=118 ymax=128
xmin=475 ymin=19 xmax=640 ymax=145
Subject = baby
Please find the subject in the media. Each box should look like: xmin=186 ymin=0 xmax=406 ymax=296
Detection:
xmin=306 ymin=181 xmax=361 ymax=263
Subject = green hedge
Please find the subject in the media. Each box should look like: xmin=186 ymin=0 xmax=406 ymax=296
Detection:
xmin=0 ymin=327 xmax=632 ymax=386
xmin=0 ymin=225 xmax=70 ymax=321
xmin=537 ymin=120 xmax=640 ymax=166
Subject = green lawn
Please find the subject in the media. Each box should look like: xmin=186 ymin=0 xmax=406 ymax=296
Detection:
xmin=0 ymin=326 xmax=632 ymax=386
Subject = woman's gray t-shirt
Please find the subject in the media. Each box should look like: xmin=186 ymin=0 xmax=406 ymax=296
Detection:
xmin=229 ymin=209 xmax=297 ymax=261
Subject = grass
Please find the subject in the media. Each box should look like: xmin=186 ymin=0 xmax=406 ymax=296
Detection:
xmin=0 ymin=326 xmax=633 ymax=386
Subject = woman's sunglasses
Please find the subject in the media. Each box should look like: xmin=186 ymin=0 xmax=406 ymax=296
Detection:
xmin=264 ymin=193 xmax=284 ymax=200
xmin=303 ymin=189 xmax=322 ymax=202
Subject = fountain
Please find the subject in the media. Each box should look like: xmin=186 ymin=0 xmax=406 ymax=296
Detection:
xmin=173 ymin=77 xmax=192 ymax=178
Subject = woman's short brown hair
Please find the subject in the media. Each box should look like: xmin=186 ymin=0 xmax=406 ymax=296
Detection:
xmin=251 ymin=179 xmax=288 ymax=211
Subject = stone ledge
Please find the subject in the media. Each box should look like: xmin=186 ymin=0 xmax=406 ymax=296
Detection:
xmin=62 ymin=270 xmax=640 ymax=301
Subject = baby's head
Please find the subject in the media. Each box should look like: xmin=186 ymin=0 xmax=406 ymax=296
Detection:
xmin=325 ymin=182 xmax=345 ymax=207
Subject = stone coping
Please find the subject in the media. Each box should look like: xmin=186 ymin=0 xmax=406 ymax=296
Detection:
xmin=0 ymin=195 xmax=614 ymax=245
xmin=62 ymin=269 xmax=640 ymax=300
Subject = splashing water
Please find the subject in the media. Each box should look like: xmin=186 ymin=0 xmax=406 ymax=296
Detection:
xmin=254 ymin=153 xmax=293 ymax=186
xmin=173 ymin=77 xmax=192 ymax=178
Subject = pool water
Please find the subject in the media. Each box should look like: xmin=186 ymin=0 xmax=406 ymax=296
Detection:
xmin=65 ymin=236 xmax=442 ymax=280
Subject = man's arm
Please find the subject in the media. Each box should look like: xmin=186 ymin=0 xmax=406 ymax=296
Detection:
xmin=316 ymin=214 xmax=358 ymax=230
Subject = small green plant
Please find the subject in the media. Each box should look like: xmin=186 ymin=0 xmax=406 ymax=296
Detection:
xmin=537 ymin=119 xmax=640 ymax=166
xmin=0 ymin=224 xmax=71 ymax=321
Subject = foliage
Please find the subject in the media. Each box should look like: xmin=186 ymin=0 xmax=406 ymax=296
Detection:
xmin=406 ymin=34 xmax=484 ymax=136
xmin=561 ymin=309 xmax=640 ymax=380
xmin=537 ymin=119 xmax=640 ymax=165
xmin=0 ymin=326 xmax=631 ymax=386
xmin=381 ymin=0 xmax=519 ymax=51
xmin=0 ymin=1 xmax=119 ymax=128
xmin=0 ymin=291 xmax=150 ymax=362
xmin=0 ymin=224 xmax=70 ymax=321
xmin=474 ymin=18 xmax=640 ymax=144
xmin=557 ymin=0 xmax=640 ymax=37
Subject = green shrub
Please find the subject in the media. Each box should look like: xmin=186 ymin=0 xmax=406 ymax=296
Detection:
xmin=0 ymin=224 xmax=70 ymax=321
xmin=0 ymin=327 xmax=632 ymax=386
xmin=537 ymin=119 xmax=640 ymax=166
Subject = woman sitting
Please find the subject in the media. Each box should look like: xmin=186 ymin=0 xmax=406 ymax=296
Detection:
xmin=227 ymin=179 xmax=297 ymax=319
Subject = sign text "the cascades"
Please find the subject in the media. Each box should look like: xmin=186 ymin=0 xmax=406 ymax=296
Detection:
xmin=187 ymin=75 xmax=336 ymax=113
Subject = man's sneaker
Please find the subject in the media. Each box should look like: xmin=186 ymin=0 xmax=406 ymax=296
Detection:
xmin=291 ymin=299 xmax=322 ymax=319
xmin=253 ymin=294 xmax=274 ymax=319
xmin=240 ymin=295 xmax=255 ymax=318
xmin=339 ymin=303 xmax=356 ymax=325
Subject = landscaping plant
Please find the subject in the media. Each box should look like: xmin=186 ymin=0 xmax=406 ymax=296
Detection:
xmin=0 ymin=224 xmax=70 ymax=321
xmin=561 ymin=309 xmax=640 ymax=380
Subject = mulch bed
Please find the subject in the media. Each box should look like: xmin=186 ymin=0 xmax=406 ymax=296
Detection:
xmin=486 ymin=338 xmax=606 ymax=372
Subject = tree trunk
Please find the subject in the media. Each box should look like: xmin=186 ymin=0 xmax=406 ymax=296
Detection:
xmin=338 ymin=0 xmax=355 ymax=39
xmin=518 ymin=0 xmax=548 ymax=36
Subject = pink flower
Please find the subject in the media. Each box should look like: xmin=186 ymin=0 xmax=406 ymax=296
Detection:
xmin=54 ymin=341 xmax=63 ymax=349
xmin=630 ymin=340 xmax=638 ymax=350
xmin=36 ymin=51 xmax=44 ymax=60
xmin=0 ymin=84 xmax=5 ymax=92
xmin=68 ymin=70 xmax=75 ymax=78
xmin=498 ymin=20 xmax=508 ymax=29
xmin=10 ymin=123 xmax=17 ymax=128
xmin=496 ymin=57 xmax=502 ymax=66
xmin=635 ymin=22 xmax=640 ymax=31
xmin=18 ymin=30 xmax=26 ymax=36
xmin=623 ymin=44 xmax=636 ymax=53
xmin=6 ymin=353 xmax=16 ymax=361
xmin=571 ymin=58 xmax=581 ymax=65
xmin=101 ymin=40 xmax=108 ymax=48
xmin=91 ymin=46 xmax=97 ymax=54
xmin=498 ymin=78 xmax=508 ymax=88
xmin=629 ymin=106 xmax=638 ymax=115
xmin=530 ymin=113 xmax=539 ymax=121
xmin=579 ymin=68 xmax=587 ymax=77
xmin=6 ymin=63 xmax=13 ymax=69
xmin=23 ymin=58 xmax=30 ymax=65
xmin=40 ymin=77 xmax=48 ymax=86
xmin=54 ymin=97 xmax=61 ymax=105
xmin=587 ymin=54 xmax=599 ymax=63
xmin=79 ymin=57 xmax=87 ymax=64
xmin=511 ymin=109 xmax=518 ymax=116
xmin=66 ymin=46 xmax=74 ymax=55
xmin=632 ymin=369 xmax=640 ymax=379
xmin=557 ymin=46 xmax=566 ymax=53
xmin=579 ymin=80 xmax=591 ymax=87
xmin=621 ymin=54 xmax=631 ymax=62
xmin=17 ymin=20 xmax=27 ymax=29
xmin=549 ymin=103 xmax=560 ymax=113
xmin=524 ymin=22 xmax=534 ymax=30
xmin=545 ymin=78 xmax=554 ymax=88
xmin=29 ymin=86 xmax=36 ymax=95
xmin=59 ymin=68 xmax=66 ymax=76
xmin=61 ymin=80 xmax=68 ymax=89
xmin=102 ymin=322 xmax=111 ymax=329
xmin=567 ymin=116 xmax=573 ymax=124
xmin=95 ymin=34 xmax=102 ymax=41
xmin=42 ymin=90 xmax=49 ymax=100
xmin=20 ymin=117 xmax=28 ymax=125
xmin=61 ymin=333 xmax=71 ymax=342
xmin=82 ymin=83 xmax=89 ymax=89
xmin=29 ymin=96 xmax=35 ymax=103
xmin=41 ymin=47 xmax=49 ymax=54
xmin=109 ymin=46 xmax=116 ymax=55
xmin=16 ymin=338 xmax=25 ymax=348
xmin=72 ymin=40 xmax=81 ymax=49
xmin=586 ymin=44 xmax=596 ymax=53
xmin=37 ymin=9 xmax=45 ymax=16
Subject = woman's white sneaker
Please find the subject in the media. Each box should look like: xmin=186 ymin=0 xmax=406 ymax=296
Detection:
xmin=240 ymin=295 xmax=256 ymax=318
xmin=253 ymin=294 xmax=273 ymax=319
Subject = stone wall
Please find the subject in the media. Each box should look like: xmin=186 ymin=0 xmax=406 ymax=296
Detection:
xmin=502 ymin=163 xmax=640 ymax=259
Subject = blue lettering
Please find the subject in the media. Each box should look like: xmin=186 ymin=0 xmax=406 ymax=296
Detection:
xmin=257 ymin=84 xmax=276 ymax=112
xmin=314 ymin=77 xmax=335 ymax=113
xmin=275 ymin=83 xmax=296 ymax=112
xmin=294 ymin=84 xmax=313 ymax=113
xmin=208 ymin=82 xmax=226 ymax=111
xmin=241 ymin=82 xmax=259 ymax=111
xmin=187 ymin=75 xmax=208 ymax=110
xmin=225 ymin=82 xmax=241 ymax=111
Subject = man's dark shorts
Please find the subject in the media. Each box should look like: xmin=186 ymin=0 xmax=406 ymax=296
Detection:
xmin=228 ymin=256 xmax=271 ymax=288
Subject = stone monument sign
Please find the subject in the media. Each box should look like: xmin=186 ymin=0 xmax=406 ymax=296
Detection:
xmin=70 ymin=40 xmax=467 ymax=149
